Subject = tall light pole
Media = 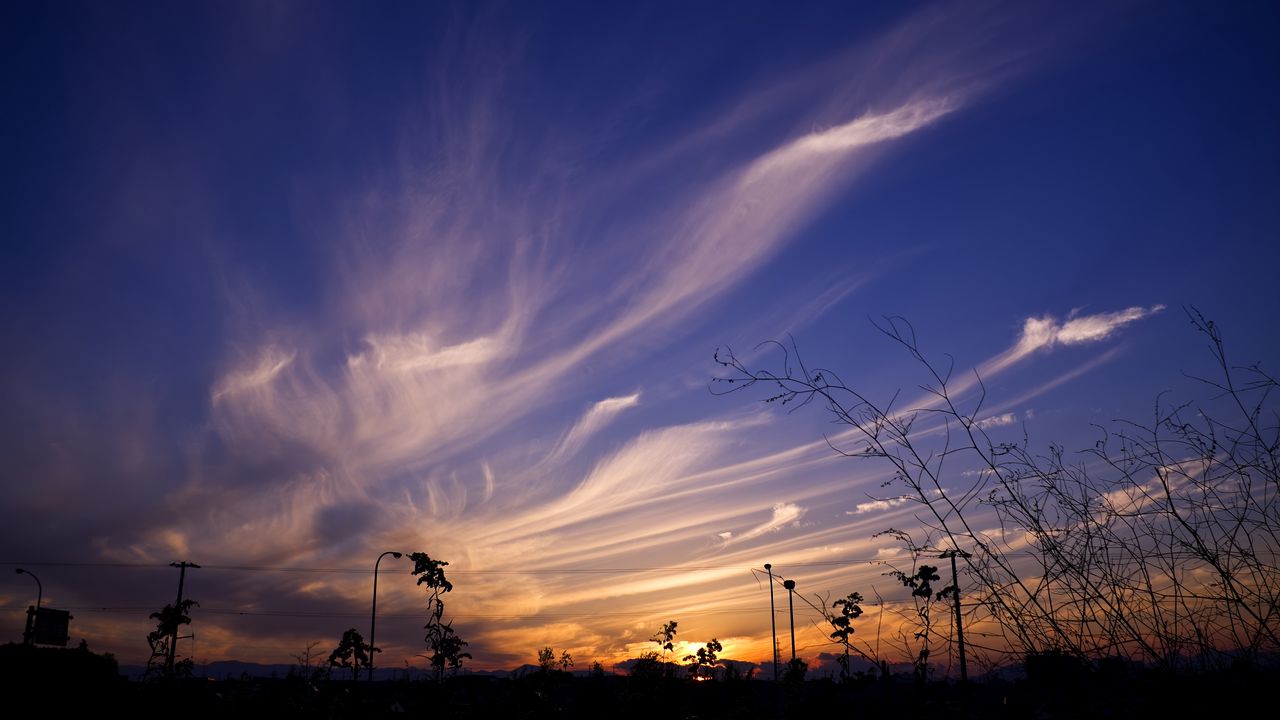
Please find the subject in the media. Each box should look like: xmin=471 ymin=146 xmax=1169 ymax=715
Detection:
xmin=940 ymin=548 xmax=972 ymax=682
xmin=765 ymin=563 xmax=778 ymax=681
xmin=783 ymin=579 xmax=796 ymax=662
xmin=167 ymin=561 xmax=199 ymax=675
xmin=369 ymin=551 xmax=403 ymax=681
xmin=16 ymin=568 xmax=42 ymax=646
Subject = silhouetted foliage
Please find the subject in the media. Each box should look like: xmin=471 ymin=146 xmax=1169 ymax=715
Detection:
xmin=535 ymin=646 xmax=575 ymax=675
xmin=714 ymin=308 xmax=1280 ymax=674
xmin=0 ymin=642 xmax=121 ymax=698
xmin=783 ymin=657 xmax=808 ymax=684
xmin=537 ymin=646 xmax=555 ymax=671
xmin=144 ymin=598 xmax=198 ymax=680
xmin=891 ymin=564 xmax=942 ymax=680
xmin=651 ymin=619 xmax=679 ymax=677
xmin=871 ymin=529 xmax=951 ymax=679
xmin=11 ymin=639 xmax=1278 ymax=719
xmin=410 ymin=552 xmax=453 ymax=593
xmin=628 ymin=651 xmax=664 ymax=679
xmin=426 ymin=621 xmax=470 ymax=678
xmin=683 ymin=638 xmax=723 ymax=680
xmin=410 ymin=551 xmax=471 ymax=680
xmin=827 ymin=591 xmax=865 ymax=680
xmin=289 ymin=640 xmax=328 ymax=684
xmin=328 ymin=627 xmax=374 ymax=681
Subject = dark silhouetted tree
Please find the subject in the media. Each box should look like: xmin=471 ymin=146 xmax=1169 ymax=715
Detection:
xmin=652 ymin=619 xmax=678 ymax=676
xmin=290 ymin=640 xmax=327 ymax=683
xmin=536 ymin=646 xmax=574 ymax=673
xmin=426 ymin=621 xmax=470 ymax=678
xmin=411 ymin=551 xmax=471 ymax=680
xmin=784 ymin=657 xmax=808 ymax=684
xmin=827 ymin=591 xmax=865 ymax=681
xmin=143 ymin=598 xmax=198 ymax=680
xmin=683 ymin=638 xmax=723 ymax=680
xmin=629 ymin=651 xmax=662 ymax=679
xmin=328 ymin=628 xmax=374 ymax=681
xmin=890 ymin=563 xmax=941 ymax=680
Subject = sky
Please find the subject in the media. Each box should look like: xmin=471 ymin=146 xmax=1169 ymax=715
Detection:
xmin=2 ymin=0 xmax=1278 ymax=675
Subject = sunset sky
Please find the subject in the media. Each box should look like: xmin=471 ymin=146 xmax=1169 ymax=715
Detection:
xmin=2 ymin=1 xmax=1278 ymax=674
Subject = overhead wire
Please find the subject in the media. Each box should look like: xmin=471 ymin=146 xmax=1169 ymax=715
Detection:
xmin=0 ymin=558 xmax=902 ymax=574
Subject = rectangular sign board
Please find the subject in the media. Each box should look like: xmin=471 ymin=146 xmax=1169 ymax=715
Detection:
xmin=29 ymin=607 xmax=72 ymax=646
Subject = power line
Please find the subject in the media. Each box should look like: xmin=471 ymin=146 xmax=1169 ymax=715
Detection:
xmin=12 ymin=549 xmax=1144 ymax=576
xmin=0 ymin=593 xmax=944 ymax=621
xmin=0 ymin=558 xmax=899 ymax=575
xmin=0 ymin=604 xmax=775 ymax=620
xmin=9 ymin=550 xmax=1139 ymax=576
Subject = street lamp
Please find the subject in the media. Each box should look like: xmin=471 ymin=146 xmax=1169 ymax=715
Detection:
xmin=940 ymin=548 xmax=972 ymax=682
xmin=369 ymin=551 xmax=403 ymax=681
xmin=16 ymin=568 xmax=42 ymax=646
xmin=783 ymin=579 xmax=796 ymax=662
xmin=765 ymin=563 xmax=778 ymax=681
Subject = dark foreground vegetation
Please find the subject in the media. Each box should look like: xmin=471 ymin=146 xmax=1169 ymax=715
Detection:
xmin=715 ymin=310 xmax=1280 ymax=673
xmin=2 ymin=643 xmax=1273 ymax=719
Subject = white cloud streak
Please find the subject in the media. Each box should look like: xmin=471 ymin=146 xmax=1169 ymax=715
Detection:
xmin=980 ymin=305 xmax=1165 ymax=377
xmin=720 ymin=502 xmax=807 ymax=546
xmin=975 ymin=412 xmax=1018 ymax=429
xmin=848 ymin=496 xmax=911 ymax=515
xmin=547 ymin=393 xmax=642 ymax=462
xmin=873 ymin=304 xmax=1166 ymax=418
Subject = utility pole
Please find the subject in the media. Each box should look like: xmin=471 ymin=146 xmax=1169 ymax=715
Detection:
xmin=783 ymin=579 xmax=796 ymax=662
xmin=167 ymin=561 xmax=199 ymax=675
xmin=765 ymin=563 xmax=778 ymax=681
xmin=939 ymin=549 xmax=971 ymax=682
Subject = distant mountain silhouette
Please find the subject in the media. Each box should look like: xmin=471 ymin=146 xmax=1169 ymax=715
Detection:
xmin=119 ymin=660 xmax=607 ymax=681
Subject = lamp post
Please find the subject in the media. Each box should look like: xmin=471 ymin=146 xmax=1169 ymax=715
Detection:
xmin=369 ymin=551 xmax=403 ymax=681
xmin=940 ymin=548 xmax=972 ymax=682
xmin=16 ymin=568 xmax=42 ymax=646
xmin=765 ymin=563 xmax=778 ymax=681
xmin=783 ymin=579 xmax=796 ymax=662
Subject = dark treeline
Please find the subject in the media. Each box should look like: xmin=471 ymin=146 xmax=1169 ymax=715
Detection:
xmin=2 ymin=642 xmax=1274 ymax=720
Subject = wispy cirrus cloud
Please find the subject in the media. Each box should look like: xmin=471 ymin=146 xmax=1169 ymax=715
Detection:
xmin=719 ymin=502 xmax=808 ymax=546
xmin=547 ymin=393 xmax=642 ymax=462
xmin=211 ymin=346 xmax=296 ymax=401
xmin=975 ymin=412 xmax=1018 ymax=429
xmin=31 ymin=1 xmax=1164 ymax=673
xmin=144 ymin=58 xmax=971 ymax=573
xmin=848 ymin=496 xmax=911 ymax=515
xmin=876 ymin=304 xmax=1167 ymax=416
xmin=980 ymin=305 xmax=1166 ymax=377
xmin=1019 ymin=305 xmax=1166 ymax=352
